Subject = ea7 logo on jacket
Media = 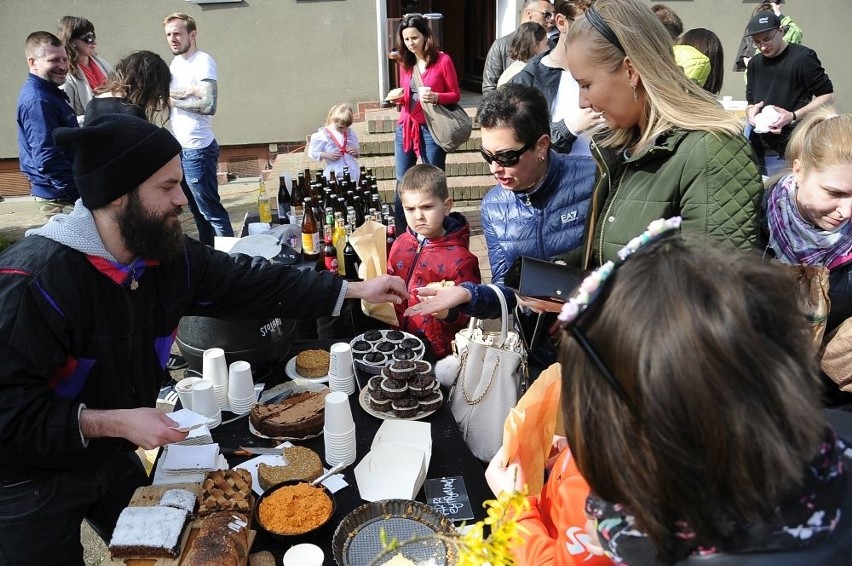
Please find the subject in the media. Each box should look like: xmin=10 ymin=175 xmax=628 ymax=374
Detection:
xmin=561 ymin=210 xmax=579 ymax=224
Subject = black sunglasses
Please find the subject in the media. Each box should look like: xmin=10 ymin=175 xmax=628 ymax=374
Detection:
xmin=75 ymin=32 xmax=96 ymax=45
xmin=480 ymin=141 xmax=535 ymax=167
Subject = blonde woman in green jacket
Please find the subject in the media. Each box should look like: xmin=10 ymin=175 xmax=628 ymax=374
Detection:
xmin=563 ymin=0 xmax=764 ymax=268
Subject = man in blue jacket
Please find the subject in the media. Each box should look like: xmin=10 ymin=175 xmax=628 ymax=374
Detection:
xmin=16 ymin=31 xmax=79 ymax=216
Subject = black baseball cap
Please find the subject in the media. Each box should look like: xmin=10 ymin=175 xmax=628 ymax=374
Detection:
xmin=745 ymin=12 xmax=782 ymax=37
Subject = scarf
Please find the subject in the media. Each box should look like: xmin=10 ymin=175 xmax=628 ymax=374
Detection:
xmin=767 ymin=173 xmax=852 ymax=268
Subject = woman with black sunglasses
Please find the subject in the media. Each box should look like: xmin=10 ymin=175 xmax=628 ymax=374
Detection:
xmin=406 ymin=83 xmax=596 ymax=374
xmin=57 ymin=16 xmax=112 ymax=124
xmin=389 ymin=13 xmax=461 ymax=231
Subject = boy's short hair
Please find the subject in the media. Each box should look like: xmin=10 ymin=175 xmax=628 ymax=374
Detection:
xmin=327 ymin=103 xmax=353 ymax=129
xmin=399 ymin=164 xmax=449 ymax=200
xmin=25 ymin=31 xmax=62 ymax=59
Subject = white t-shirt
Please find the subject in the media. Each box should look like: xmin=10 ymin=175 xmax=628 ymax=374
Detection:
xmin=169 ymin=50 xmax=217 ymax=149
xmin=551 ymin=69 xmax=592 ymax=157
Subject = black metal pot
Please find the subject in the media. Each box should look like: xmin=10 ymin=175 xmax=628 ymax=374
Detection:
xmin=175 ymin=316 xmax=296 ymax=377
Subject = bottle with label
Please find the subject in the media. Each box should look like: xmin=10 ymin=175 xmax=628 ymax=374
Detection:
xmin=322 ymin=225 xmax=338 ymax=273
xmin=301 ymin=197 xmax=320 ymax=261
xmin=277 ymin=175 xmax=291 ymax=223
xmin=386 ymin=217 xmax=396 ymax=257
xmin=333 ymin=214 xmax=346 ymax=276
xmin=257 ymin=176 xmax=273 ymax=224
xmin=343 ymin=225 xmax=361 ymax=281
xmin=291 ymin=178 xmax=304 ymax=216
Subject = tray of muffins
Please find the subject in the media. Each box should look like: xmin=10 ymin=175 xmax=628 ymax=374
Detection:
xmin=359 ymin=359 xmax=443 ymax=421
xmin=350 ymin=329 xmax=426 ymax=375
xmin=102 ymin=470 xmax=256 ymax=566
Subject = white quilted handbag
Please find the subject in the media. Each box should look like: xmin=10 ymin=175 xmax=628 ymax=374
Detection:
xmin=449 ymin=285 xmax=528 ymax=462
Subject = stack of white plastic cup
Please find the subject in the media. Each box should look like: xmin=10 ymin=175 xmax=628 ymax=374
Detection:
xmin=323 ymin=391 xmax=356 ymax=466
xmin=328 ymin=342 xmax=356 ymax=394
xmin=174 ymin=376 xmax=203 ymax=410
xmin=227 ymin=361 xmax=256 ymax=415
xmin=202 ymin=348 xmax=229 ymax=409
xmin=191 ymin=380 xmax=222 ymax=428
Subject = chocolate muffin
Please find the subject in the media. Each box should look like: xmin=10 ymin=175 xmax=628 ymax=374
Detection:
xmin=393 ymin=347 xmax=416 ymax=361
xmin=385 ymin=330 xmax=405 ymax=343
xmin=351 ymin=340 xmax=372 ymax=358
xmin=389 ymin=360 xmax=415 ymax=379
xmin=380 ymin=366 xmax=395 ymax=380
xmin=413 ymin=360 xmax=432 ymax=375
xmin=375 ymin=341 xmax=396 ymax=354
xmin=369 ymin=394 xmax=393 ymax=413
xmin=380 ymin=378 xmax=408 ymax=399
xmin=418 ymin=391 xmax=442 ymax=412
xmin=392 ymin=398 xmax=420 ymax=418
xmin=401 ymin=337 xmax=422 ymax=350
xmin=407 ymin=375 xmax=437 ymax=398
xmin=362 ymin=351 xmax=387 ymax=366
xmin=367 ymin=375 xmax=383 ymax=392
xmin=370 ymin=385 xmax=388 ymax=401
xmin=363 ymin=330 xmax=384 ymax=342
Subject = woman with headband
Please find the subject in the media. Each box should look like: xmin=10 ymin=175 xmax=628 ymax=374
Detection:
xmin=487 ymin=218 xmax=852 ymax=564
xmin=562 ymin=0 xmax=763 ymax=268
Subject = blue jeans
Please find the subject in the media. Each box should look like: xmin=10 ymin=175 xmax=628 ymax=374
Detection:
xmin=394 ymin=123 xmax=447 ymax=230
xmin=0 ymin=451 xmax=148 ymax=565
xmin=180 ymin=140 xmax=234 ymax=238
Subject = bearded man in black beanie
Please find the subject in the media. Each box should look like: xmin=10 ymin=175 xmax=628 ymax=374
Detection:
xmin=0 ymin=114 xmax=408 ymax=565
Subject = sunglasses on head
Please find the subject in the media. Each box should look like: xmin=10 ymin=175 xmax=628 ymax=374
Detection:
xmin=479 ymin=141 xmax=534 ymax=167
xmin=75 ymin=32 xmax=96 ymax=45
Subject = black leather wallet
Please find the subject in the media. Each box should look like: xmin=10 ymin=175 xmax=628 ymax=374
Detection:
xmin=503 ymin=256 xmax=584 ymax=303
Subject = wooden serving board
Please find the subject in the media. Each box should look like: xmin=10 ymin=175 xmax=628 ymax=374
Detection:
xmin=101 ymin=484 xmax=255 ymax=566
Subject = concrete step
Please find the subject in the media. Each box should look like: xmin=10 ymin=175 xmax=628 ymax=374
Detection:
xmin=374 ymin=175 xmax=495 ymax=208
xmin=364 ymin=106 xmax=479 ymax=135
xmin=358 ymin=130 xmax=481 ymax=156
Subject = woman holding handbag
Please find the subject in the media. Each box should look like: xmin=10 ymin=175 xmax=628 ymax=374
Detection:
xmin=388 ymin=13 xmax=461 ymax=232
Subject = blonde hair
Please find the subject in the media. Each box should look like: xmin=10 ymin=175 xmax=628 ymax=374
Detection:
xmin=784 ymin=108 xmax=852 ymax=172
xmin=163 ymin=13 xmax=196 ymax=33
xmin=325 ymin=103 xmax=353 ymax=130
xmin=564 ymin=0 xmax=742 ymax=151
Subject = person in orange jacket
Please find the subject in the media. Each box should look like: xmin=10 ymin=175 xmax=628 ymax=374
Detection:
xmin=486 ymin=437 xmax=613 ymax=566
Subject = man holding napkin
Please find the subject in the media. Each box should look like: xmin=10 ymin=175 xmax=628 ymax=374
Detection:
xmin=0 ymin=114 xmax=407 ymax=565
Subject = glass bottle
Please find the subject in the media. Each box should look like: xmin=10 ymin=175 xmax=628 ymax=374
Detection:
xmin=291 ymin=178 xmax=304 ymax=216
xmin=257 ymin=176 xmax=272 ymax=224
xmin=343 ymin=225 xmax=361 ymax=281
xmin=333 ymin=214 xmax=346 ymax=276
xmin=386 ymin=217 xmax=396 ymax=257
xmin=322 ymin=225 xmax=338 ymax=273
xmin=277 ymin=174 xmax=291 ymax=223
xmin=301 ymin=197 xmax=320 ymax=261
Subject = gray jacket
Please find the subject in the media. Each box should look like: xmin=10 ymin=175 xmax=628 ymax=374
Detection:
xmin=482 ymin=32 xmax=515 ymax=94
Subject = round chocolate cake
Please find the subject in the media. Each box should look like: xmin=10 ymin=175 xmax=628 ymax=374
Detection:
xmin=250 ymin=391 xmax=325 ymax=438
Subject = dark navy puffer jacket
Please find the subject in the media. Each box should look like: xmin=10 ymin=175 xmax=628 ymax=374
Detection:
xmin=482 ymin=150 xmax=596 ymax=285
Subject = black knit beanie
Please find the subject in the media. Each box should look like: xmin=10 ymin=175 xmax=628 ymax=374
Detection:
xmin=54 ymin=114 xmax=182 ymax=210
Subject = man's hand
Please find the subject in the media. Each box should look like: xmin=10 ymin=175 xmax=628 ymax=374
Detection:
xmin=345 ymin=274 xmax=408 ymax=304
xmin=768 ymin=105 xmax=795 ymax=133
xmin=747 ymin=101 xmax=764 ymax=126
xmin=404 ymin=285 xmax=472 ymax=317
xmin=80 ymin=407 xmax=188 ymax=450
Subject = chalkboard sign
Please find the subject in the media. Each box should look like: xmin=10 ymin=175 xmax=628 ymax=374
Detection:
xmin=424 ymin=476 xmax=475 ymax=522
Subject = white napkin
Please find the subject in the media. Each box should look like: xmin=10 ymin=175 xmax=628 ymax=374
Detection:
xmin=166 ymin=408 xmax=214 ymax=432
xmin=161 ymin=444 xmax=219 ymax=471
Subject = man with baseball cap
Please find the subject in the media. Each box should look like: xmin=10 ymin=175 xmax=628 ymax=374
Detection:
xmin=0 ymin=114 xmax=407 ymax=564
xmin=745 ymin=10 xmax=833 ymax=175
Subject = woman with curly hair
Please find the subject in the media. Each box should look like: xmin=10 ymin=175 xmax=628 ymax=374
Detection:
xmin=84 ymin=50 xmax=171 ymax=126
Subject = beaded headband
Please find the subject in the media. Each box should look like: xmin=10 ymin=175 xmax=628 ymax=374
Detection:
xmin=558 ymin=216 xmax=682 ymax=327
xmin=556 ymin=217 xmax=683 ymax=408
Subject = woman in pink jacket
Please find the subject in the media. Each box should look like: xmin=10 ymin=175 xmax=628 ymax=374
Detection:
xmin=389 ymin=13 xmax=461 ymax=230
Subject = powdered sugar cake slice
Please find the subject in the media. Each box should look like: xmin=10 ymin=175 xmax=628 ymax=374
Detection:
xmin=108 ymin=506 xmax=189 ymax=558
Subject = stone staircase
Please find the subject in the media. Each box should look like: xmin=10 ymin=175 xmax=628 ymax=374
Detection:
xmin=267 ymin=98 xmax=493 ymax=235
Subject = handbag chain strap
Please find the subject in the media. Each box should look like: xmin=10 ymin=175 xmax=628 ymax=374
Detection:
xmin=458 ymin=348 xmax=501 ymax=405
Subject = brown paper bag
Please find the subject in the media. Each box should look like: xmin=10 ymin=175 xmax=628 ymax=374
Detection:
xmin=350 ymin=220 xmax=398 ymax=326
xmin=779 ymin=264 xmax=831 ymax=349
xmin=821 ymin=318 xmax=852 ymax=392
xmin=501 ymin=363 xmax=562 ymax=495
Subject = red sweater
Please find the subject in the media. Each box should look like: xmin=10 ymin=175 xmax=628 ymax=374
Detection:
xmin=387 ymin=213 xmax=480 ymax=359
xmin=397 ymin=52 xmax=461 ymax=155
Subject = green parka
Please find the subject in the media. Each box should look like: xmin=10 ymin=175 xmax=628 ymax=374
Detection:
xmin=581 ymin=129 xmax=764 ymax=268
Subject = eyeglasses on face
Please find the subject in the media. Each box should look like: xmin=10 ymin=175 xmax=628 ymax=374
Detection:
xmin=75 ymin=32 xmax=96 ymax=45
xmin=529 ymin=8 xmax=554 ymax=20
xmin=480 ymin=141 xmax=535 ymax=167
xmin=752 ymin=29 xmax=779 ymax=48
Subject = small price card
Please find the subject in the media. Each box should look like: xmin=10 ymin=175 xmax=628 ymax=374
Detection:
xmin=424 ymin=476 xmax=475 ymax=522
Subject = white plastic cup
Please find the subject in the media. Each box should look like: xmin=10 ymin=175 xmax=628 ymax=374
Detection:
xmin=324 ymin=391 xmax=355 ymax=435
xmin=418 ymin=86 xmax=432 ymax=100
xmin=191 ymin=380 xmax=220 ymax=420
xmin=228 ymin=360 xmax=255 ymax=400
xmin=202 ymin=348 xmax=228 ymax=387
xmin=174 ymin=376 xmax=202 ymax=410
xmin=324 ymin=428 xmax=357 ymax=467
xmin=283 ymin=543 xmax=324 ymax=566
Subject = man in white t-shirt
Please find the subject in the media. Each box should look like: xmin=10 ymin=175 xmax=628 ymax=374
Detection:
xmin=163 ymin=12 xmax=232 ymax=243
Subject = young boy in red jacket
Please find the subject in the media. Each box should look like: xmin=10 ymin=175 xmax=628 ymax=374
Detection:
xmin=388 ymin=164 xmax=481 ymax=359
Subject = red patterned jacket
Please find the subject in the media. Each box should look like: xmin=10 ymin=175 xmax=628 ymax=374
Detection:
xmin=388 ymin=212 xmax=481 ymax=358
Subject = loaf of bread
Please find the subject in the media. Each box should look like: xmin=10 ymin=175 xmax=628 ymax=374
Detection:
xmin=181 ymin=511 xmax=249 ymax=566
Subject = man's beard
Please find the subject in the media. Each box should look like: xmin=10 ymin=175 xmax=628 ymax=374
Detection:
xmin=118 ymin=190 xmax=184 ymax=263
xmin=171 ymin=43 xmax=190 ymax=56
